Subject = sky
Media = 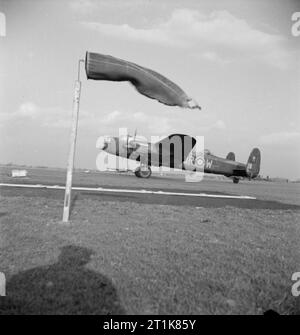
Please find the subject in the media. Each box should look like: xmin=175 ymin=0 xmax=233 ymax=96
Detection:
xmin=0 ymin=0 xmax=300 ymax=179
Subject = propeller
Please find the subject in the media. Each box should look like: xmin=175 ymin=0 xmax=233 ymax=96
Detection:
xmin=127 ymin=129 xmax=138 ymax=149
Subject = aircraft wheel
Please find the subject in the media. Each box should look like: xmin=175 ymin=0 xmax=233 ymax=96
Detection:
xmin=135 ymin=166 xmax=152 ymax=178
xmin=233 ymin=177 xmax=240 ymax=184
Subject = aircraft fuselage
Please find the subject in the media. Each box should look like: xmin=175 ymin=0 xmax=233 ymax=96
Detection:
xmin=183 ymin=153 xmax=248 ymax=178
xmin=97 ymin=135 xmax=260 ymax=182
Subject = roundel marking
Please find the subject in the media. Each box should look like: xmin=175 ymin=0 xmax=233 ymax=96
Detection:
xmin=196 ymin=156 xmax=204 ymax=167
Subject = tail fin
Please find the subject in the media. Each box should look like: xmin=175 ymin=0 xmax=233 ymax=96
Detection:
xmin=226 ymin=152 xmax=235 ymax=161
xmin=246 ymin=148 xmax=261 ymax=178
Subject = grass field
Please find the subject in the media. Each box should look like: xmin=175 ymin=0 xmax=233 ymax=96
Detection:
xmin=0 ymin=166 xmax=300 ymax=314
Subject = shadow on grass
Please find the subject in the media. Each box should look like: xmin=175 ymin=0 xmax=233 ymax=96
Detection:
xmin=70 ymin=193 xmax=79 ymax=215
xmin=0 ymin=245 xmax=125 ymax=315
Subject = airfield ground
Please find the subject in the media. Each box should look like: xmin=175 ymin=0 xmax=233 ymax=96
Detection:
xmin=0 ymin=166 xmax=299 ymax=314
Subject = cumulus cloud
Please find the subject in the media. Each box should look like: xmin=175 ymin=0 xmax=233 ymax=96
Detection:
xmin=17 ymin=102 xmax=40 ymax=118
xmin=81 ymin=8 xmax=291 ymax=69
xmin=0 ymin=102 xmax=40 ymax=122
xmin=70 ymin=0 xmax=152 ymax=15
xmin=93 ymin=109 xmax=226 ymax=137
xmin=0 ymin=102 xmax=71 ymax=128
xmin=69 ymin=0 xmax=97 ymax=13
xmin=1 ymin=102 xmax=226 ymax=141
xmin=93 ymin=109 xmax=173 ymax=134
xmin=200 ymin=51 xmax=230 ymax=65
xmin=214 ymin=119 xmax=226 ymax=130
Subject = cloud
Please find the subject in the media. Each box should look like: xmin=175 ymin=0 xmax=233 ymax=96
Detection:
xmin=69 ymin=0 xmax=152 ymax=14
xmin=81 ymin=8 xmax=290 ymax=69
xmin=1 ymin=102 xmax=226 ymax=142
xmin=92 ymin=110 xmax=173 ymax=134
xmin=0 ymin=102 xmax=71 ymax=128
xmin=17 ymin=102 xmax=39 ymax=118
xmin=200 ymin=51 xmax=230 ymax=65
xmin=93 ymin=109 xmax=226 ymax=137
xmin=214 ymin=119 xmax=226 ymax=130
xmin=81 ymin=21 xmax=171 ymax=45
xmin=69 ymin=0 xmax=97 ymax=13
xmin=0 ymin=102 xmax=40 ymax=122
xmin=260 ymin=131 xmax=300 ymax=146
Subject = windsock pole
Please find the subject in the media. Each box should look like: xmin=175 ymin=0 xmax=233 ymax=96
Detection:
xmin=62 ymin=59 xmax=84 ymax=222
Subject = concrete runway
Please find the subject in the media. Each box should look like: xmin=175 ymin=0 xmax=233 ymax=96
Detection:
xmin=1 ymin=182 xmax=299 ymax=210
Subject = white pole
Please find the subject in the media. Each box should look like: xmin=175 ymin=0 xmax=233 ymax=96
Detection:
xmin=62 ymin=60 xmax=84 ymax=222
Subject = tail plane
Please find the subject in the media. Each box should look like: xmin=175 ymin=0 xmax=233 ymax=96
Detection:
xmin=246 ymin=148 xmax=261 ymax=178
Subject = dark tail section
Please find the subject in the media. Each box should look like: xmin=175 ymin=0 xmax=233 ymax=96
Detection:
xmin=226 ymin=152 xmax=235 ymax=161
xmin=246 ymin=148 xmax=261 ymax=178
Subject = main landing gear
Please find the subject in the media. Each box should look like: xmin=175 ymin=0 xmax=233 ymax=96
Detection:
xmin=135 ymin=165 xmax=152 ymax=178
xmin=233 ymin=177 xmax=240 ymax=184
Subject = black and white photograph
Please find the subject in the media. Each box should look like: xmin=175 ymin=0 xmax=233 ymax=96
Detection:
xmin=0 ymin=0 xmax=299 ymax=320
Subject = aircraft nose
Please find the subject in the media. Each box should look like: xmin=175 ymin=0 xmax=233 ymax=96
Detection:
xmin=96 ymin=136 xmax=109 ymax=150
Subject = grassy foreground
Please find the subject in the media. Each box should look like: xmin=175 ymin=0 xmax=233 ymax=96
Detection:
xmin=0 ymin=194 xmax=299 ymax=315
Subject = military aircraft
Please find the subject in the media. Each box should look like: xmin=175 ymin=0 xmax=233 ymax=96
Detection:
xmin=184 ymin=148 xmax=261 ymax=183
xmin=97 ymin=133 xmax=261 ymax=183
